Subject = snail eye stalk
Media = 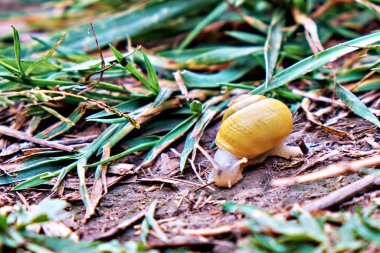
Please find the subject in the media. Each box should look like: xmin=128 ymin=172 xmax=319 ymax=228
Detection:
xmin=195 ymin=143 xmax=221 ymax=170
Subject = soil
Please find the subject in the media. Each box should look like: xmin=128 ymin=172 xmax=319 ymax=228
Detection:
xmin=63 ymin=115 xmax=378 ymax=250
xmin=1 ymin=101 xmax=379 ymax=252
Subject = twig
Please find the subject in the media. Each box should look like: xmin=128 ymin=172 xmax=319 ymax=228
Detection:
xmin=292 ymin=89 xmax=345 ymax=107
xmin=137 ymin=177 xmax=180 ymax=185
xmin=0 ymin=125 xmax=73 ymax=152
xmin=173 ymin=70 xmax=189 ymax=101
xmin=92 ymin=211 xmax=146 ymax=240
xmin=272 ymin=155 xmax=380 ymax=187
xmin=78 ymin=23 xmax=107 ymax=95
xmin=224 ymin=0 xmax=267 ymax=32
xmin=303 ymin=175 xmax=380 ymax=212
xmin=188 ymin=158 xmax=215 ymax=191
xmin=192 ymin=181 xmax=215 ymax=193
xmin=182 ymin=224 xmax=249 ymax=236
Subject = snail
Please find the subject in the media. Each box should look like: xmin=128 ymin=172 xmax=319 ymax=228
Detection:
xmin=207 ymin=94 xmax=302 ymax=188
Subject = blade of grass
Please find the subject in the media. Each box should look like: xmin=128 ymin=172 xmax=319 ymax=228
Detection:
xmin=12 ymin=172 xmax=54 ymax=190
xmin=50 ymin=124 xmax=121 ymax=189
xmin=0 ymin=59 xmax=21 ymax=74
xmin=109 ymin=45 xmax=156 ymax=94
xmin=86 ymin=140 xmax=158 ymax=168
xmin=185 ymin=46 xmax=262 ymax=66
xmin=180 ymin=101 xmax=228 ymax=171
xmin=142 ymin=51 xmax=160 ymax=95
xmin=140 ymin=115 xmax=198 ymax=169
xmin=353 ymin=77 xmax=380 ymax=92
xmin=264 ymin=11 xmax=284 ymax=88
xmin=225 ymin=31 xmax=266 ymax=44
xmin=178 ymin=2 xmax=228 ymax=49
xmin=25 ymin=33 xmax=66 ymax=76
xmin=55 ymin=0 xmax=220 ymax=52
xmin=97 ymin=100 xmax=180 ymax=155
xmin=144 ymin=199 xmax=168 ymax=243
xmin=153 ymin=87 xmax=174 ymax=107
xmin=35 ymin=103 xmax=86 ymax=139
xmin=0 ymin=74 xmax=77 ymax=87
xmin=77 ymin=157 xmax=92 ymax=220
xmin=182 ymin=58 xmax=259 ymax=88
xmin=0 ymin=162 xmax=65 ymax=186
xmin=40 ymin=106 xmax=75 ymax=126
xmin=11 ymin=26 xmax=25 ymax=77
xmin=252 ymin=31 xmax=380 ymax=94
xmin=335 ymin=83 xmax=380 ymax=128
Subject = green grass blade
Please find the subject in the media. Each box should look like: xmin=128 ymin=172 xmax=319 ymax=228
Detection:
xmin=86 ymin=140 xmax=157 ymax=168
xmin=11 ymin=26 xmax=25 ymax=77
xmin=110 ymin=45 xmax=154 ymax=94
xmin=153 ymin=87 xmax=174 ymax=107
xmin=140 ymin=115 xmax=198 ymax=168
xmin=179 ymin=2 xmax=227 ymax=49
xmin=77 ymin=157 xmax=92 ymax=216
xmin=0 ymin=74 xmax=77 ymax=87
xmin=124 ymin=61 xmax=153 ymax=94
xmin=35 ymin=103 xmax=87 ymax=139
xmin=40 ymin=106 xmax=75 ymax=126
xmin=87 ymin=98 xmax=145 ymax=119
xmin=25 ymin=33 xmax=66 ymax=76
xmin=12 ymin=172 xmax=53 ymax=190
xmin=53 ymin=0 xmax=219 ymax=52
xmin=185 ymin=46 xmax=262 ymax=66
xmin=0 ymin=59 xmax=21 ymax=74
xmin=336 ymin=83 xmax=380 ymax=128
xmin=182 ymin=58 xmax=259 ymax=88
xmin=252 ymin=31 xmax=380 ymax=94
xmin=1 ymin=163 xmax=62 ymax=186
xmin=138 ymin=118 xmax=187 ymax=136
xmin=142 ymin=51 xmax=160 ymax=95
xmin=180 ymin=101 xmax=228 ymax=171
xmin=264 ymin=11 xmax=284 ymax=88
xmin=109 ymin=44 xmax=126 ymax=64
xmin=225 ymin=31 xmax=266 ymax=44
xmin=353 ymin=77 xmax=380 ymax=92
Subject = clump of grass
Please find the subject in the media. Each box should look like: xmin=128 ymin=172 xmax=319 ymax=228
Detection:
xmin=225 ymin=202 xmax=380 ymax=252
xmin=0 ymin=198 xmax=158 ymax=253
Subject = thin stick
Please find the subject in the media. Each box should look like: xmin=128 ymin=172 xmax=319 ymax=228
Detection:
xmin=92 ymin=211 xmax=145 ymax=240
xmin=272 ymin=155 xmax=380 ymax=187
xmin=0 ymin=125 xmax=73 ymax=152
xmin=182 ymin=224 xmax=249 ymax=236
xmin=189 ymin=158 xmax=215 ymax=191
xmin=78 ymin=23 xmax=106 ymax=95
xmin=303 ymin=175 xmax=380 ymax=212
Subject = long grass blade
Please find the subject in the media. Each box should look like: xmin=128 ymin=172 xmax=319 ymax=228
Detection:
xmin=264 ymin=11 xmax=284 ymax=88
xmin=252 ymin=31 xmax=380 ymax=94
xmin=336 ymin=83 xmax=380 ymax=128
xmin=11 ymin=26 xmax=25 ymax=77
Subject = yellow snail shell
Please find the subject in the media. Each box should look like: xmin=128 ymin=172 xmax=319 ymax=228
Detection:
xmin=209 ymin=94 xmax=299 ymax=187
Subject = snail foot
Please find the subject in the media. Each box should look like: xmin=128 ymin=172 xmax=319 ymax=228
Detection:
xmin=249 ymin=142 xmax=302 ymax=165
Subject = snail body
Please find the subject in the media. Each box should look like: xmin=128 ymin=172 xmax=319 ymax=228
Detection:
xmin=209 ymin=94 xmax=302 ymax=187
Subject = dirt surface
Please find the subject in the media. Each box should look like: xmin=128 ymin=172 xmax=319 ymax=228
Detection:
xmin=59 ymin=114 xmax=378 ymax=248
xmin=1 ymin=103 xmax=379 ymax=252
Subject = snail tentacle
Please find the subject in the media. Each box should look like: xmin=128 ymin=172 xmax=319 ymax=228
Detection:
xmin=209 ymin=149 xmax=248 ymax=187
